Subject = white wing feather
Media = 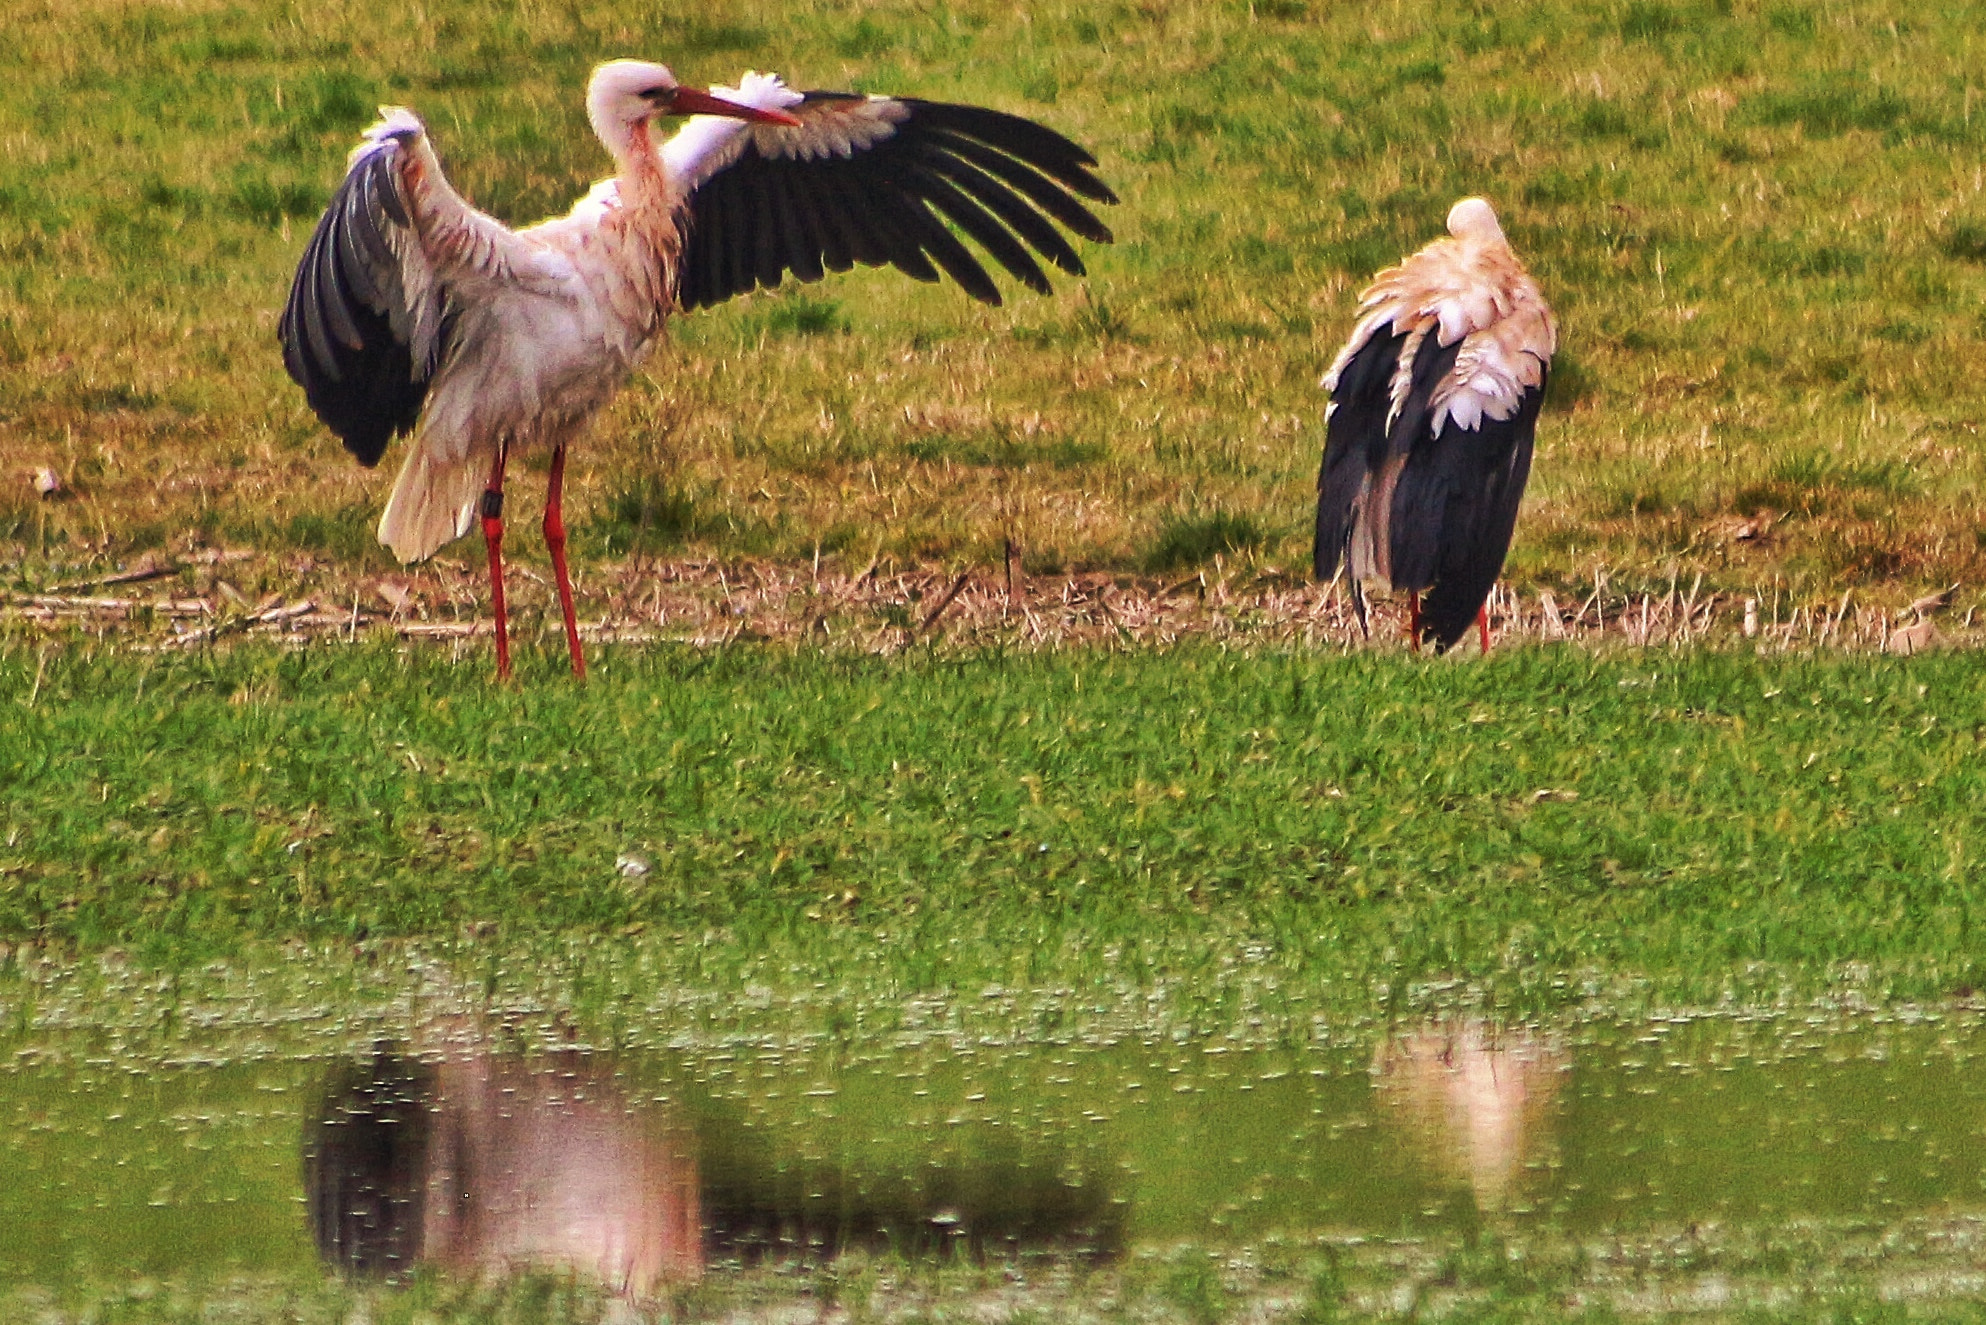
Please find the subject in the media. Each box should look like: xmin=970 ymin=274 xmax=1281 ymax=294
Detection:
xmin=661 ymin=74 xmax=808 ymax=192
xmin=660 ymin=74 xmax=909 ymax=195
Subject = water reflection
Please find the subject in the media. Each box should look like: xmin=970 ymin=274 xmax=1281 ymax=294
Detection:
xmin=307 ymin=1049 xmax=698 ymax=1294
xmin=1373 ymin=1021 xmax=1567 ymax=1212
xmin=24 ymin=1011 xmax=1986 ymax=1309
xmin=700 ymin=1136 xmax=1124 ymax=1265
xmin=305 ymin=1045 xmax=1123 ymax=1297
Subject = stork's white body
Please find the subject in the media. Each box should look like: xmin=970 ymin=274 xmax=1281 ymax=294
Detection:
xmin=370 ymin=71 xmax=805 ymax=563
xmin=371 ymin=191 xmax=664 ymax=564
xmin=280 ymin=59 xmax=1113 ymax=677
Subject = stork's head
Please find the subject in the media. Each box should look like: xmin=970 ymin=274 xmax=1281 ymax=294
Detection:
xmin=587 ymin=60 xmax=800 ymax=141
xmin=1446 ymin=197 xmax=1506 ymax=244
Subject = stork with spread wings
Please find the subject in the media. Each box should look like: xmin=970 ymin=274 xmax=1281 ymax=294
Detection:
xmin=280 ymin=61 xmax=1116 ymax=679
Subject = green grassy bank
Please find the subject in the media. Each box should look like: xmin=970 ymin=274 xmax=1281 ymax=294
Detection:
xmin=4 ymin=640 xmax=1983 ymax=1006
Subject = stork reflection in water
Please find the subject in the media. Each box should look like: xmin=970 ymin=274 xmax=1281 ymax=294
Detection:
xmin=305 ymin=1045 xmax=1123 ymax=1302
xmin=306 ymin=1050 xmax=699 ymax=1295
xmin=1373 ymin=1020 xmax=1567 ymax=1212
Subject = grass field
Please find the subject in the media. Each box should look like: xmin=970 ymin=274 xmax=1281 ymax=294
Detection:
xmin=6 ymin=638 xmax=1984 ymax=1012
xmin=3 ymin=0 xmax=1986 ymax=619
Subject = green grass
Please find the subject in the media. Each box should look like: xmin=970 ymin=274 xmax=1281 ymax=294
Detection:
xmin=5 ymin=0 xmax=1986 ymax=607
xmin=6 ymin=638 xmax=1986 ymax=1007
xmin=20 ymin=1246 xmax=1986 ymax=1325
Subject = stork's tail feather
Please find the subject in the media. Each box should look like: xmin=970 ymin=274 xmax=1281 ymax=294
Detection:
xmin=377 ymin=441 xmax=486 ymax=564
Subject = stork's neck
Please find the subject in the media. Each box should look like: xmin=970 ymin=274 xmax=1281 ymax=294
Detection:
xmin=591 ymin=114 xmax=666 ymax=188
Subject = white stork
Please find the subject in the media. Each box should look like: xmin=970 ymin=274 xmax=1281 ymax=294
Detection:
xmin=1313 ymin=198 xmax=1556 ymax=654
xmin=280 ymin=60 xmax=1116 ymax=679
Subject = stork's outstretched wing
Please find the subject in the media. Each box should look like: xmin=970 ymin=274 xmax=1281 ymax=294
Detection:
xmin=664 ymin=75 xmax=1116 ymax=310
xmin=279 ymin=110 xmax=573 ymax=466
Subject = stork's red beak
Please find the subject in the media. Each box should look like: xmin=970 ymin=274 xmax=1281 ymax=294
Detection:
xmin=672 ymin=87 xmax=803 ymax=126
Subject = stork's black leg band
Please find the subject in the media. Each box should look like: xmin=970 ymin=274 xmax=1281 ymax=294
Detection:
xmin=482 ymin=490 xmax=504 ymax=519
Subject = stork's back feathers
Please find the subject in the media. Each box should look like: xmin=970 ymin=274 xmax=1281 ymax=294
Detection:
xmin=1314 ymin=198 xmax=1556 ymax=652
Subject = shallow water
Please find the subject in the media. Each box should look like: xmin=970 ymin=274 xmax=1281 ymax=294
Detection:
xmin=5 ymin=1009 xmax=1986 ymax=1310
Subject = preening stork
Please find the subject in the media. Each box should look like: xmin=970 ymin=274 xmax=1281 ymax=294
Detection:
xmin=1313 ymin=198 xmax=1556 ymax=654
xmin=280 ymin=60 xmax=1116 ymax=679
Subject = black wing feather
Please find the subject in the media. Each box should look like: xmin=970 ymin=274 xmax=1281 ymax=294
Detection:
xmin=290 ymin=224 xmax=344 ymax=380
xmin=913 ymin=143 xmax=1089 ymax=275
xmin=925 ymin=131 xmax=1115 ymax=245
xmin=696 ymin=168 xmax=734 ymax=307
xmin=895 ymin=100 xmax=1117 ymax=201
xmin=705 ymin=170 xmax=744 ymax=301
xmin=278 ymin=141 xmax=439 ymax=468
xmin=336 ymin=188 xmax=390 ymax=307
xmin=815 ymin=172 xmax=889 ymax=269
xmin=749 ymin=171 xmax=790 ymax=291
xmin=1313 ymin=324 xmax=1541 ymax=652
xmin=795 ymin=178 xmax=855 ymax=273
xmin=1412 ymin=375 xmax=1546 ymax=653
xmin=829 ymin=169 xmax=940 ymax=281
xmin=314 ymin=237 xmax=366 ymax=351
xmin=676 ymin=91 xmax=1115 ymax=312
xmin=883 ymin=192 xmax=1004 ymax=304
xmin=1313 ymin=328 xmax=1407 ymax=581
xmin=906 ymin=162 xmax=1052 ymax=295
xmin=768 ymin=165 xmax=829 ymax=284
xmin=1375 ymin=334 xmax=1466 ymax=592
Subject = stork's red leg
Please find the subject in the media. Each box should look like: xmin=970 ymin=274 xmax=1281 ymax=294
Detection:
xmin=1407 ymin=591 xmax=1422 ymax=654
xmin=481 ymin=441 xmax=513 ymax=682
xmin=1478 ymin=604 xmax=1491 ymax=654
xmin=544 ymin=442 xmax=586 ymax=680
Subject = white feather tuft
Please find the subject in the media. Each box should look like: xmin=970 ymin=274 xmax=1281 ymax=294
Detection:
xmin=377 ymin=439 xmax=487 ymax=564
xmin=362 ymin=107 xmax=424 ymax=146
xmin=661 ymin=73 xmax=806 ymax=189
